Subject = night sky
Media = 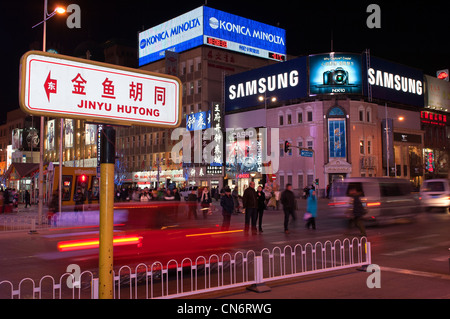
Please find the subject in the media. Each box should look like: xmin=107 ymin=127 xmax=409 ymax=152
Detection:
xmin=1 ymin=0 xmax=448 ymax=122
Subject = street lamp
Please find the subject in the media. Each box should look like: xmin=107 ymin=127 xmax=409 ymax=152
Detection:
xmin=32 ymin=1 xmax=66 ymax=225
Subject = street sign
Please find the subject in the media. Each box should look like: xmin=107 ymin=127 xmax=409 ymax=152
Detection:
xmin=19 ymin=51 xmax=182 ymax=128
xmin=301 ymin=150 xmax=314 ymax=158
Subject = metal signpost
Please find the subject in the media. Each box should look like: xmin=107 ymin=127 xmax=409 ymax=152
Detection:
xmin=19 ymin=51 xmax=182 ymax=299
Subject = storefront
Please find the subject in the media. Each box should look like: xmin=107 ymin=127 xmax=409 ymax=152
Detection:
xmin=132 ymin=169 xmax=185 ymax=189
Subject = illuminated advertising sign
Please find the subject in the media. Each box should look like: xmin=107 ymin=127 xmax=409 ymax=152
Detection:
xmin=64 ymin=119 xmax=73 ymax=148
xmin=138 ymin=7 xmax=204 ymax=66
xmin=364 ymin=55 xmax=424 ymax=107
xmin=309 ymin=53 xmax=363 ymax=95
xmin=328 ymin=119 xmax=346 ymax=158
xmin=138 ymin=6 xmax=286 ymax=66
xmin=424 ymin=75 xmax=450 ymax=111
xmin=203 ymin=6 xmax=286 ymax=62
xmin=186 ymin=110 xmax=211 ymax=131
xmin=225 ymin=56 xmax=307 ymax=112
xmin=47 ymin=119 xmax=55 ymax=151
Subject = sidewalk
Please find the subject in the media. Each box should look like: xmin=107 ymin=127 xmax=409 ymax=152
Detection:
xmin=191 ymin=265 xmax=450 ymax=299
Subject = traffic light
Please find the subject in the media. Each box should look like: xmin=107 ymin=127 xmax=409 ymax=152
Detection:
xmin=284 ymin=141 xmax=290 ymax=153
xmin=315 ymin=179 xmax=319 ymax=186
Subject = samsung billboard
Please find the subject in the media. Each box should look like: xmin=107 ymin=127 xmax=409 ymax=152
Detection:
xmin=138 ymin=6 xmax=286 ymax=66
xmin=309 ymin=53 xmax=363 ymax=95
xmin=363 ymin=55 xmax=424 ymax=108
xmin=225 ymin=56 xmax=308 ymax=112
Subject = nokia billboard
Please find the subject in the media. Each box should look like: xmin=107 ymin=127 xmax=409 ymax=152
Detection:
xmin=225 ymin=56 xmax=308 ymax=112
xmin=363 ymin=55 xmax=424 ymax=108
xmin=138 ymin=6 xmax=286 ymax=66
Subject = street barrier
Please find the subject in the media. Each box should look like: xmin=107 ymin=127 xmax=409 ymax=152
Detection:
xmin=0 ymin=237 xmax=371 ymax=299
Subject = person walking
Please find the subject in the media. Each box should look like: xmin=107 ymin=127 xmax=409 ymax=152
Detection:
xmin=220 ymin=187 xmax=234 ymax=231
xmin=199 ymin=187 xmax=212 ymax=218
xmin=256 ymin=185 xmax=266 ymax=233
xmin=305 ymin=190 xmax=318 ymax=230
xmin=24 ymin=190 xmax=31 ymax=208
xmin=187 ymin=189 xmax=198 ymax=220
xmin=347 ymin=187 xmax=367 ymax=236
xmin=242 ymin=181 xmax=258 ymax=235
xmin=281 ymin=183 xmax=296 ymax=234
xmin=231 ymin=187 xmax=240 ymax=214
xmin=74 ymin=188 xmax=86 ymax=214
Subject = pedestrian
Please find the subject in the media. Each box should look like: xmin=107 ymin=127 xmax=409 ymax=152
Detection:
xmin=256 ymin=185 xmax=266 ymax=233
xmin=199 ymin=187 xmax=212 ymax=218
xmin=220 ymin=187 xmax=234 ymax=231
xmin=242 ymin=181 xmax=258 ymax=235
xmin=24 ymin=190 xmax=31 ymax=208
xmin=231 ymin=187 xmax=240 ymax=214
xmin=140 ymin=188 xmax=151 ymax=202
xmin=164 ymin=189 xmax=175 ymax=201
xmin=172 ymin=188 xmax=181 ymax=201
xmin=281 ymin=183 xmax=296 ymax=234
xmin=187 ymin=189 xmax=198 ymax=219
xmin=74 ymin=188 xmax=85 ymax=213
xmin=305 ymin=190 xmax=318 ymax=230
xmin=347 ymin=187 xmax=367 ymax=236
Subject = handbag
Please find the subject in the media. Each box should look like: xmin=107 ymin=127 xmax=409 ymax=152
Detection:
xmin=303 ymin=212 xmax=312 ymax=221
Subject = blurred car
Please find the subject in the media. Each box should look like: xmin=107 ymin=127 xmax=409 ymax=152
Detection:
xmin=419 ymin=179 xmax=450 ymax=213
xmin=40 ymin=201 xmax=243 ymax=268
xmin=329 ymin=177 xmax=419 ymax=225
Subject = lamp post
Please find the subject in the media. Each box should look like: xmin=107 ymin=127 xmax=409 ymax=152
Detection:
xmin=384 ymin=103 xmax=405 ymax=177
xmin=32 ymin=1 xmax=65 ymax=224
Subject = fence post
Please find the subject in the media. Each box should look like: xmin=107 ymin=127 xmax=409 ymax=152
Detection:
xmin=92 ymin=278 xmax=99 ymax=299
xmin=28 ymin=218 xmax=38 ymax=235
xmin=246 ymin=256 xmax=271 ymax=293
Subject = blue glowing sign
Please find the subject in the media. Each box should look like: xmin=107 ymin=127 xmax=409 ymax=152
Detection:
xmin=186 ymin=110 xmax=211 ymax=131
xmin=138 ymin=6 xmax=286 ymax=66
xmin=203 ymin=7 xmax=286 ymax=61
xmin=310 ymin=53 xmax=363 ymax=95
xmin=328 ymin=119 xmax=347 ymax=158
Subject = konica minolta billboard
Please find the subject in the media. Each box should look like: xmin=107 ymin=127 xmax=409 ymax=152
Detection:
xmin=138 ymin=6 xmax=286 ymax=66
xmin=225 ymin=56 xmax=308 ymax=112
xmin=363 ymin=55 xmax=424 ymax=108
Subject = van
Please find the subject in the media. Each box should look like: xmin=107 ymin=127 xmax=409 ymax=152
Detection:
xmin=329 ymin=177 xmax=419 ymax=224
xmin=419 ymin=179 xmax=450 ymax=213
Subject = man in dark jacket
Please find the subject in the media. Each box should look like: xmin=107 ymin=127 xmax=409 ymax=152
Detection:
xmin=242 ymin=181 xmax=258 ymax=235
xmin=220 ymin=187 xmax=234 ymax=231
xmin=187 ymin=189 xmax=198 ymax=220
xmin=281 ymin=184 xmax=296 ymax=234
xmin=348 ymin=187 xmax=367 ymax=236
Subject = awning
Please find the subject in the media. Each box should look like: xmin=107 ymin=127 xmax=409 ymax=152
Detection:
xmin=4 ymin=163 xmax=40 ymax=181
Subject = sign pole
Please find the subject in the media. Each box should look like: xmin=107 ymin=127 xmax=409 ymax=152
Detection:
xmin=99 ymin=125 xmax=115 ymax=299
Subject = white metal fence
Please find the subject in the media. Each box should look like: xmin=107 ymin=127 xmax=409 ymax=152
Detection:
xmin=0 ymin=237 xmax=371 ymax=299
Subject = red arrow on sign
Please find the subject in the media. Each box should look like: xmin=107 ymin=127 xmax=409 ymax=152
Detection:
xmin=44 ymin=71 xmax=57 ymax=102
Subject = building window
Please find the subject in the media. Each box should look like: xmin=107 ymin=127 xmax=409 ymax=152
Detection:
xmin=197 ymin=80 xmax=202 ymax=94
xmin=307 ymin=140 xmax=313 ymax=150
xmin=279 ymin=143 xmax=284 ymax=157
xmin=359 ymin=140 xmax=365 ymax=155
xmin=298 ymin=112 xmax=303 ymax=123
xmin=367 ymin=140 xmax=372 ymax=154
xmin=287 ymin=114 xmax=292 ymax=125
xmin=359 ymin=110 xmax=364 ymax=122
xmin=298 ymin=174 xmax=304 ymax=190
xmin=307 ymin=111 xmax=313 ymax=122
xmin=366 ymin=109 xmax=371 ymax=123
xmin=297 ymin=140 xmax=303 ymax=155
xmin=279 ymin=115 xmax=284 ymax=126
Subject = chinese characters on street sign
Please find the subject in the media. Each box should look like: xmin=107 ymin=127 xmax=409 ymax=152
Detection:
xmin=19 ymin=51 xmax=182 ymax=128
